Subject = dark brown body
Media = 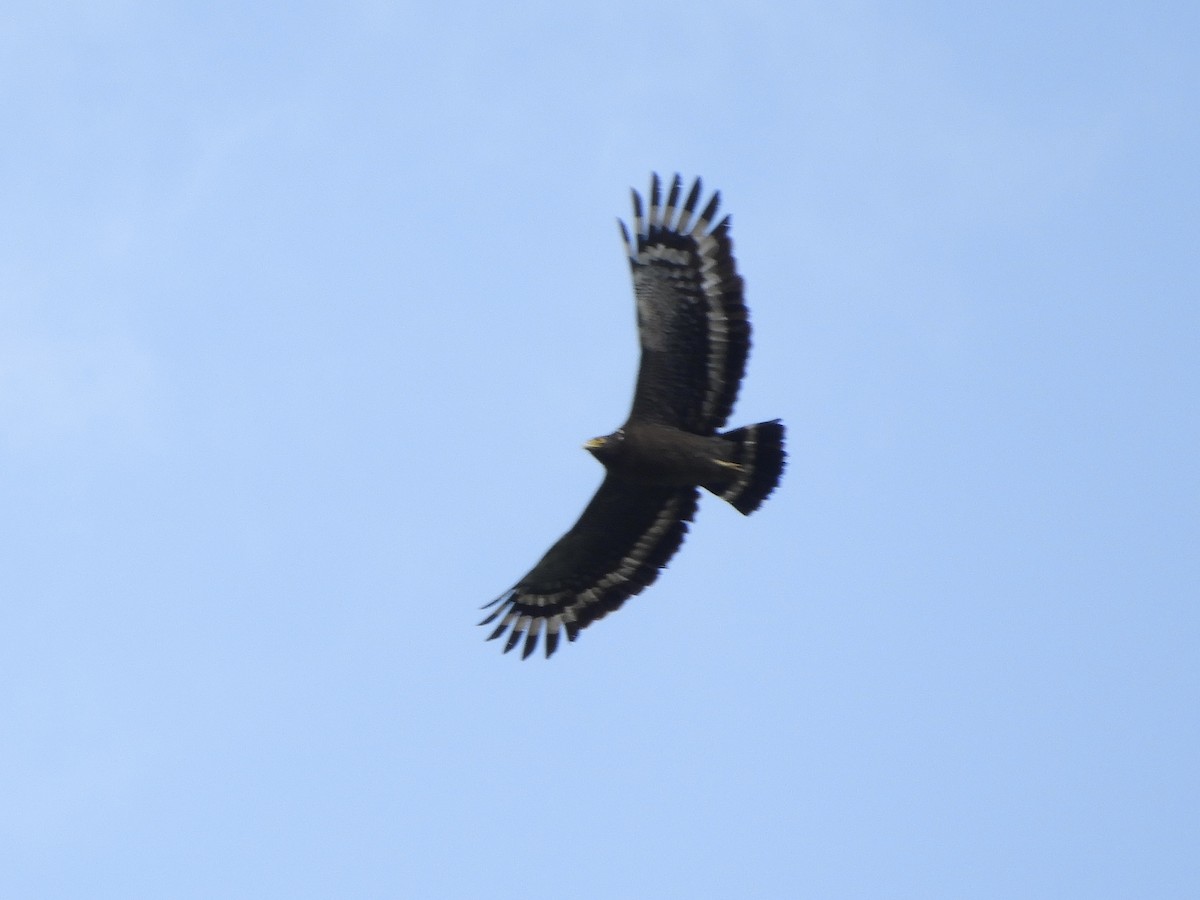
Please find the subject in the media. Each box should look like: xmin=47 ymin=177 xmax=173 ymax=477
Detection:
xmin=585 ymin=419 xmax=784 ymax=515
xmin=586 ymin=425 xmax=735 ymax=488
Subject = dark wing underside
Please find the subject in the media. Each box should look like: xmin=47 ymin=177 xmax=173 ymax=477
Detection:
xmin=619 ymin=174 xmax=750 ymax=435
xmin=481 ymin=477 xmax=698 ymax=659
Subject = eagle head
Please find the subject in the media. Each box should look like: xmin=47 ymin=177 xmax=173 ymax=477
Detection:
xmin=583 ymin=428 xmax=625 ymax=464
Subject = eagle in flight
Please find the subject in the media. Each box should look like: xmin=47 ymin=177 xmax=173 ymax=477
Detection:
xmin=481 ymin=174 xmax=786 ymax=658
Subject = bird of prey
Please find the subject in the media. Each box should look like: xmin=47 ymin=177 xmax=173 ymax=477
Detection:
xmin=481 ymin=174 xmax=785 ymax=658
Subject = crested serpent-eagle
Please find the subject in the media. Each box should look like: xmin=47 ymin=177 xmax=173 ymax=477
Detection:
xmin=481 ymin=174 xmax=785 ymax=658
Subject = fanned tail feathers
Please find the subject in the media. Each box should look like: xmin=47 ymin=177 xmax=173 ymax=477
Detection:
xmin=714 ymin=420 xmax=786 ymax=515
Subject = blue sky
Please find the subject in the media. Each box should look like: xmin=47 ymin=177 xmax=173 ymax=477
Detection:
xmin=2 ymin=2 xmax=1197 ymax=897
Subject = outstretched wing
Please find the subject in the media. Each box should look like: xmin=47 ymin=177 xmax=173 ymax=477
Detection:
xmin=619 ymin=174 xmax=750 ymax=435
xmin=481 ymin=478 xmax=698 ymax=659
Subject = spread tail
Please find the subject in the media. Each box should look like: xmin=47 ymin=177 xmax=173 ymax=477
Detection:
xmin=709 ymin=419 xmax=786 ymax=515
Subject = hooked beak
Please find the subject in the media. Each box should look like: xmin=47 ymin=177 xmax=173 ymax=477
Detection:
xmin=583 ymin=437 xmax=606 ymax=450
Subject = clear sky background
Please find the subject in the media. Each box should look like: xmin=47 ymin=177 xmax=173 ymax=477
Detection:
xmin=2 ymin=3 xmax=1197 ymax=898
